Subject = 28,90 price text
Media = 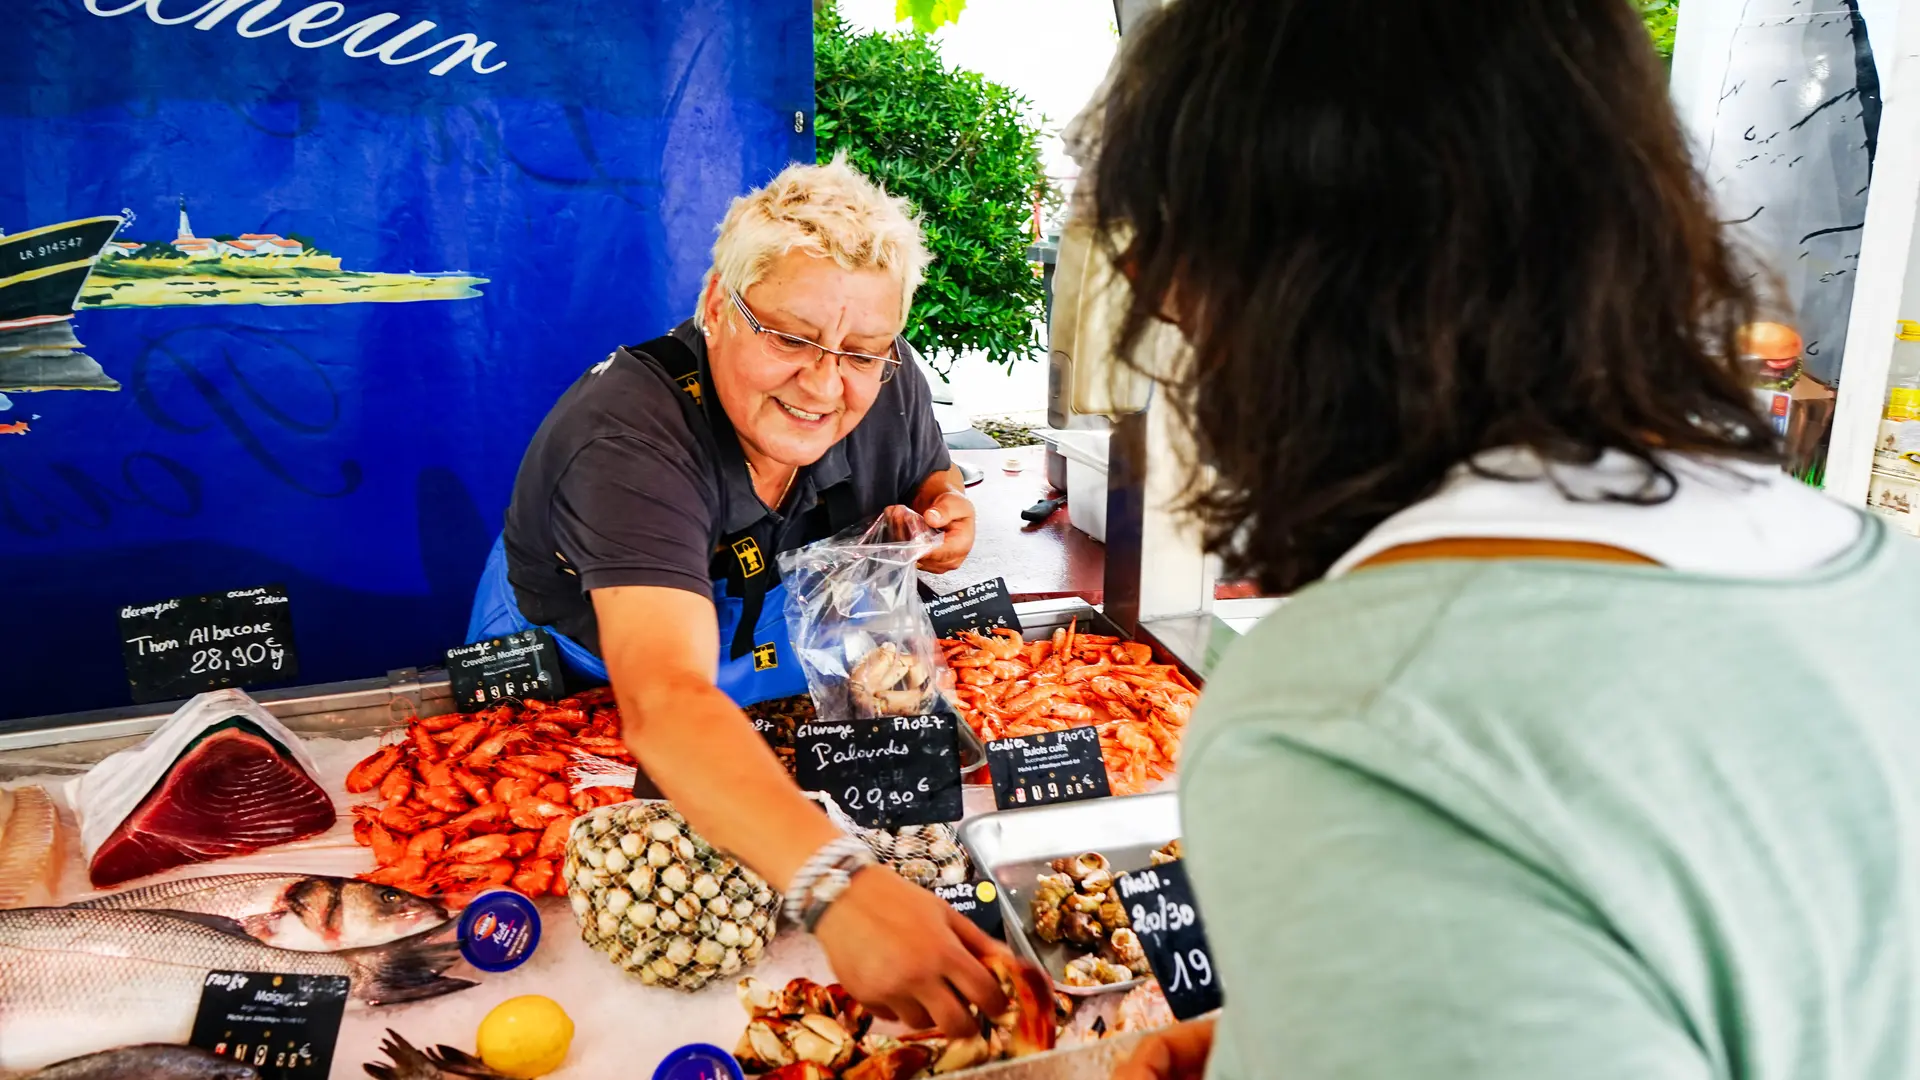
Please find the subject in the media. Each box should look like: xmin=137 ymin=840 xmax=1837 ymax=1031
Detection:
xmin=189 ymin=641 xmax=289 ymax=676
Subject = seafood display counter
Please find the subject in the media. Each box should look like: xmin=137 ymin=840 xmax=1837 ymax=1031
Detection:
xmin=0 ymin=600 xmax=1203 ymax=1080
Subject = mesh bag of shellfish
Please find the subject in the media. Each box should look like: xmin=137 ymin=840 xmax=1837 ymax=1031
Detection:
xmin=563 ymin=800 xmax=779 ymax=992
xmin=777 ymin=510 xmax=946 ymax=723
xmin=804 ymin=791 xmax=972 ymax=888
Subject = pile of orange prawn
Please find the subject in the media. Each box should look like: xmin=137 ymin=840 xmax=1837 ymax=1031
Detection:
xmin=940 ymin=622 xmax=1199 ymax=796
xmin=344 ymin=688 xmax=635 ymax=900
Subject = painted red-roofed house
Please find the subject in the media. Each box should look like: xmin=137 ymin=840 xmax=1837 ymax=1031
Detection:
xmin=237 ymin=233 xmax=305 ymax=253
xmin=173 ymin=237 xmax=220 ymax=261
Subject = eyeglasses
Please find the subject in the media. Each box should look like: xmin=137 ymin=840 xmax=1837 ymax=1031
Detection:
xmin=728 ymin=288 xmax=902 ymax=383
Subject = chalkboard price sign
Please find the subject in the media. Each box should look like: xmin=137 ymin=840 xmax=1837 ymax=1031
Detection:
xmin=445 ymin=630 xmax=563 ymax=712
xmin=189 ymin=970 xmax=347 ymax=1080
xmin=119 ymin=586 xmax=299 ymax=705
xmin=1116 ymin=860 xmax=1222 ymax=1021
xmin=985 ymin=726 xmax=1111 ymax=810
xmin=934 ymin=875 xmax=1005 ymax=940
xmin=925 ymin=578 xmax=1020 ymax=639
xmin=794 ymin=712 xmax=964 ymax=830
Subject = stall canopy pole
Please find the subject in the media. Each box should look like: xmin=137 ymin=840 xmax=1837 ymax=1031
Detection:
xmin=1828 ymin=47 xmax=1920 ymax=507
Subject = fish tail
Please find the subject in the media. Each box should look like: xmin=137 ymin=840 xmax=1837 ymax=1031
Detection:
xmin=426 ymin=1042 xmax=513 ymax=1078
xmin=365 ymin=1029 xmax=432 ymax=1079
xmin=342 ymin=930 xmax=475 ymax=1005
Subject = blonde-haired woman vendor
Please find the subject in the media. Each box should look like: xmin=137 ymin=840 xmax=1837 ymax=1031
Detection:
xmin=468 ymin=158 xmax=1000 ymax=1030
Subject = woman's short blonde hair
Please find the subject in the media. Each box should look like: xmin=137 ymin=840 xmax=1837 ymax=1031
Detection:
xmin=697 ymin=153 xmax=929 ymax=329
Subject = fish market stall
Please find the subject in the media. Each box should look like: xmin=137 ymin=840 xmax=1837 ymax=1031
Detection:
xmin=0 ymin=599 xmax=1204 ymax=1080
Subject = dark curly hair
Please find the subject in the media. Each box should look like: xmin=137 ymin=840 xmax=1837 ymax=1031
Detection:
xmin=1091 ymin=0 xmax=1780 ymax=594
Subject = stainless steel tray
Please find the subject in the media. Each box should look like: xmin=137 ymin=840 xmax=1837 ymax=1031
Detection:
xmin=960 ymin=791 xmax=1181 ymax=996
xmin=1004 ymin=598 xmax=1202 ymax=689
xmin=947 ymin=599 xmax=1197 ymax=787
xmin=944 ymin=600 xmax=1119 ymax=781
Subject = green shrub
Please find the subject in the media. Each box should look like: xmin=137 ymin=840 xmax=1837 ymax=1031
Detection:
xmin=815 ymin=4 xmax=1048 ymax=372
xmin=1641 ymin=0 xmax=1678 ymax=61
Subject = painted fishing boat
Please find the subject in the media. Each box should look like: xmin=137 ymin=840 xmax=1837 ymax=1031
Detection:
xmin=0 ymin=214 xmax=130 ymax=331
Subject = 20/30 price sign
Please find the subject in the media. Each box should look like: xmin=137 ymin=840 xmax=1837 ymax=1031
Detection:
xmin=1117 ymin=860 xmax=1222 ymax=1020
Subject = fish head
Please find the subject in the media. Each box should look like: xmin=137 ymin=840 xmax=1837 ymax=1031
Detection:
xmin=338 ymin=880 xmax=451 ymax=943
xmin=281 ymin=877 xmax=449 ymax=949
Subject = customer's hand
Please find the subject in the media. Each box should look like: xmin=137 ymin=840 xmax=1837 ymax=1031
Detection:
xmin=813 ymin=866 xmax=1010 ymax=1037
xmin=1115 ymin=1018 xmax=1218 ymax=1080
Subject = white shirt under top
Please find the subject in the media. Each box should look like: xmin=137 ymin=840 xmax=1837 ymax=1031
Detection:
xmin=1324 ymin=448 xmax=1865 ymax=580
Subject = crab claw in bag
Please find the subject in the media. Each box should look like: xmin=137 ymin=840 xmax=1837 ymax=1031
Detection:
xmin=779 ymin=510 xmax=946 ymax=722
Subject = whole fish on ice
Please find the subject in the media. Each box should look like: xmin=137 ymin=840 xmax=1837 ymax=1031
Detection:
xmin=20 ymin=1044 xmax=261 ymax=1079
xmin=71 ymin=873 xmax=449 ymax=951
xmin=0 ymin=907 xmax=474 ymax=1073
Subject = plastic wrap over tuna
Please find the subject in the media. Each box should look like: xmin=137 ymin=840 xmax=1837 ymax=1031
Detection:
xmin=67 ymin=689 xmax=336 ymax=888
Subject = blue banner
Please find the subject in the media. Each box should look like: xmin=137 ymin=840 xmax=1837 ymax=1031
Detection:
xmin=0 ymin=0 xmax=814 ymax=721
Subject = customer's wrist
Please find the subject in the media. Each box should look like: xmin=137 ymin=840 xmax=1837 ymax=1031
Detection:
xmin=781 ymin=834 xmax=877 ymax=933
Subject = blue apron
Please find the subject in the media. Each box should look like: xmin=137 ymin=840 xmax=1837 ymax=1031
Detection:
xmin=465 ymin=331 xmax=855 ymax=709
xmin=465 ymin=533 xmax=809 ymax=707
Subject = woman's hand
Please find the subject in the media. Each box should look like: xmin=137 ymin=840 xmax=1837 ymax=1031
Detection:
xmin=813 ymin=866 xmax=1011 ymax=1037
xmin=906 ymin=465 xmax=975 ymax=573
xmin=1115 ymin=1019 xmax=1218 ymax=1080
xmin=917 ymin=490 xmax=976 ymax=572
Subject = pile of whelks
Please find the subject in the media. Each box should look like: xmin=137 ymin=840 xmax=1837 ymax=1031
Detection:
xmin=345 ymin=688 xmax=634 ymax=899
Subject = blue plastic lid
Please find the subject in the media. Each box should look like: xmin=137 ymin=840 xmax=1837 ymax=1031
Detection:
xmin=457 ymin=888 xmax=542 ymax=973
xmin=654 ymin=1044 xmax=745 ymax=1080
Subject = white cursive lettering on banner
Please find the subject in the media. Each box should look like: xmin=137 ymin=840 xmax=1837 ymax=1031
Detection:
xmin=84 ymin=0 xmax=507 ymax=78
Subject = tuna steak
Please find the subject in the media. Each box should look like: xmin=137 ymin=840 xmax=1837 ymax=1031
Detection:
xmin=88 ymin=722 xmax=336 ymax=888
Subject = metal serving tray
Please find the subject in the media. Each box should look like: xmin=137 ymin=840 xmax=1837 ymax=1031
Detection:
xmin=1004 ymin=598 xmax=1202 ymax=689
xmin=960 ymin=790 xmax=1180 ymax=997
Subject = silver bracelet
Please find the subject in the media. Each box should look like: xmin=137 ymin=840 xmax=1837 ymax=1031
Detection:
xmin=783 ymin=835 xmax=878 ymax=932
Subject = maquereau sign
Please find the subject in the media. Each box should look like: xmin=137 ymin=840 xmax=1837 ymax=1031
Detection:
xmin=83 ymin=0 xmax=507 ymax=78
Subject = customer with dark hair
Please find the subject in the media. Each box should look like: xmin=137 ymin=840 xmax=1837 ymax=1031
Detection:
xmin=1099 ymin=1 xmax=1920 ymax=1078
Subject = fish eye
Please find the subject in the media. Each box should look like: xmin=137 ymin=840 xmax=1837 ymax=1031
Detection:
xmin=381 ymin=888 xmax=402 ymax=905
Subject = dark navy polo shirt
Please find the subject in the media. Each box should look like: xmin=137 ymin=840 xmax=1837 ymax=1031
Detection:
xmin=502 ymin=320 xmax=951 ymax=656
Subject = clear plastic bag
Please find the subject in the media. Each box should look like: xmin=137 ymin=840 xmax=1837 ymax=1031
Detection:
xmin=779 ymin=510 xmax=944 ymax=723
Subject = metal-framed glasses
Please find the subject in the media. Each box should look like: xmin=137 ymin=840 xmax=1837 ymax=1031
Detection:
xmin=729 ymin=288 xmax=902 ymax=383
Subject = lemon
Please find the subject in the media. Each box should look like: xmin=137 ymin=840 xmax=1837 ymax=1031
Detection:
xmin=475 ymin=995 xmax=574 ymax=1078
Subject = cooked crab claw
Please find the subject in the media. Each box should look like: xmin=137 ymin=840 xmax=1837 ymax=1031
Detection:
xmin=983 ymin=954 xmax=1057 ymax=1058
